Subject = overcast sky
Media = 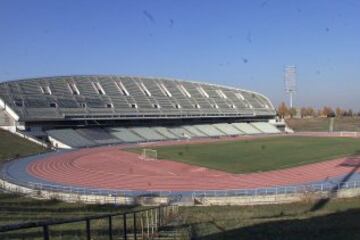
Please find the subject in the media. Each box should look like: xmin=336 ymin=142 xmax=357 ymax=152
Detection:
xmin=0 ymin=0 xmax=359 ymax=110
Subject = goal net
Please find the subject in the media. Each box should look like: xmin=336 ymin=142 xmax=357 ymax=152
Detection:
xmin=140 ymin=149 xmax=158 ymax=160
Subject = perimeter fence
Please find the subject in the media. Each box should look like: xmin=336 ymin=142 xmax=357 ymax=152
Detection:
xmin=0 ymin=205 xmax=179 ymax=240
xmin=2 ymin=169 xmax=360 ymax=205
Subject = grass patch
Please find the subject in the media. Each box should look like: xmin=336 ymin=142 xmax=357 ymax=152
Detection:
xmin=180 ymin=197 xmax=360 ymax=240
xmin=0 ymin=129 xmax=45 ymax=163
xmin=0 ymin=193 xmax=139 ymax=239
xmin=0 ymin=193 xmax=134 ymax=225
xmin=128 ymin=136 xmax=360 ymax=173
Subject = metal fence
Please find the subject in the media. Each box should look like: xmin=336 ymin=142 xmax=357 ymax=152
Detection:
xmin=2 ymin=169 xmax=360 ymax=203
xmin=191 ymin=180 xmax=360 ymax=198
xmin=0 ymin=205 xmax=179 ymax=240
xmin=2 ymin=148 xmax=360 ymax=204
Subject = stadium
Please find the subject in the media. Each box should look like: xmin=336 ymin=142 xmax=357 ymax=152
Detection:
xmin=1 ymin=75 xmax=360 ymax=208
xmin=1 ymin=75 xmax=360 ymax=239
xmin=2 ymin=0 xmax=360 ymax=238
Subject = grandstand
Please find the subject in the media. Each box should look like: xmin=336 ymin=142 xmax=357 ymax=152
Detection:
xmin=0 ymin=75 xmax=281 ymax=148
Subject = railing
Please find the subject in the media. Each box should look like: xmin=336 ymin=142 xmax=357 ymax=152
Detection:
xmin=2 ymin=169 xmax=360 ymax=203
xmin=14 ymin=129 xmax=49 ymax=148
xmin=191 ymin=180 xmax=360 ymax=198
xmin=2 ymin=149 xmax=360 ymax=205
xmin=0 ymin=205 xmax=179 ymax=240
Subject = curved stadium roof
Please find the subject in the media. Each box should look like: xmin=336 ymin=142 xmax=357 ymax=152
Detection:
xmin=0 ymin=75 xmax=276 ymax=121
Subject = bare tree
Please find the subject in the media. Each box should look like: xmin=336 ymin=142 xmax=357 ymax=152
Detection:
xmin=277 ymin=102 xmax=288 ymax=118
xmin=300 ymin=107 xmax=307 ymax=118
xmin=335 ymin=107 xmax=343 ymax=117
xmin=289 ymin=108 xmax=297 ymax=118
xmin=307 ymin=107 xmax=316 ymax=117
xmin=322 ymin=106 xmax=335 ymax=117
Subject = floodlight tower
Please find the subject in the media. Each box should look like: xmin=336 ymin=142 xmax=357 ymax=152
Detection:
xmin=284 ymin=66 xmax=297 ymax=108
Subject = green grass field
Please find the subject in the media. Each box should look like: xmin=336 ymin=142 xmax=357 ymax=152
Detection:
xmin=129 ymin=136 xmax=360 ymax=173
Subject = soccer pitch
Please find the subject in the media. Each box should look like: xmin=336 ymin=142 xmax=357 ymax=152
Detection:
xmin=129 ymin=136 xmax=360 ymax=174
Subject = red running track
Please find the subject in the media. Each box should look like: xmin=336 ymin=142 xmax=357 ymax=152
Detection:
xmin=27 ymin=141 xmax=360 ymax=191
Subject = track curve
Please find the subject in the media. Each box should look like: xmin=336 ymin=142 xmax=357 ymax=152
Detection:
xmin=25 ymin=141 xmax=360 ymax=191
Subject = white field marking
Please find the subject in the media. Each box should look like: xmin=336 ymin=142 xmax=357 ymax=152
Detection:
xmin=191 ymin=167 xmax=207 ymax=172
xmin=167 ymin=171 xmax=177 ymax=176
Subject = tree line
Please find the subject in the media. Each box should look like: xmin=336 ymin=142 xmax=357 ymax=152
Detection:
xmin=277 ymin=102 xmax=359 ymax=118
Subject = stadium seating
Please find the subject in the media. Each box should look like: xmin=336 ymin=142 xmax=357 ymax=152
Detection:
xmin=44 ymin=122 xmax=282 ymax=147
xmin=152 ymin=127 xmax=178 ymax=140
xmin=47 ymin=129 xmax=96 ymax=148
xmin=194 ymin=124 xmax=226 ymax=137
xmin=231 ymin=123 xmax=262 ymax=134
xmin=76 ymin=128 xmax=122 ymax=145
xmin=251 ymin=122 xmax=281 ymax=134
xmin=213 ymin=123 xmax=243 ymax=135
xmin=0 ymin=75 xmax=281 ymax=148
xmin=0 ymin=75 xmax=276 ymax=121
xmin=168 ymin=127 xmax=193 ymax=139
xmin=182 ymin=125 xmax=209 ymax=137
xmin=130 ymin=127 xmax=167 ymax=141
xmin=107 ymin=127 xmax=144 ymax=143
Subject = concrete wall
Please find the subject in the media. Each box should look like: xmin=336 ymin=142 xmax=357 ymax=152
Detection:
xmin=48 ymin=136 xmax=72 ymax=149
xmin=0 ymin=108 xmax=15 ymax=126
xmin=136 ymin=196 xmax=170 ymax=206
xmin=0 ymin=178 xmax=170 ymax=206
xmin=0 ymin=97 xmax=19 ymax=121
xmin=0 ymin=178 xmax=134 ymax=205
xmin=197 ymin=188 xmax=360 ymax=206
xmin=2 ymin=177 xmax=360 ymax=206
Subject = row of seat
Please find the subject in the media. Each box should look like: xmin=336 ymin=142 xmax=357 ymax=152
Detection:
xmin=46 ymin=122 xmax=281 ymax=148
xmin=0 ymin=76 xmax=276 ymax=121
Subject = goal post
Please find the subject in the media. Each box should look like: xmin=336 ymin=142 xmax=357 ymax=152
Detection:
xmin=140 ymin=149 xmax=158 ymax=160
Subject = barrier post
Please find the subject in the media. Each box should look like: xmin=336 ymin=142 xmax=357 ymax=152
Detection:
xmin=158 ymin=207 xmax=161 ymax=228
xmin=146 ymin=210 xmax=149 ymax=238
xmin=43 ymin=225 xmax=49 ymax=240
xmin=140 ymin=212 xmax=144 ymax=239
xmin=133 ymin=213 xmax=137 ymax=240
xmin=86 ymin=219 xmax=91 ymax=240
xmin=123 ymin=214 xmax=127 ymax=240
xmin=151 ymin=209 xmax=154 ymax=235
xmin=108 ymin=216 xmax=113 ymax=240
